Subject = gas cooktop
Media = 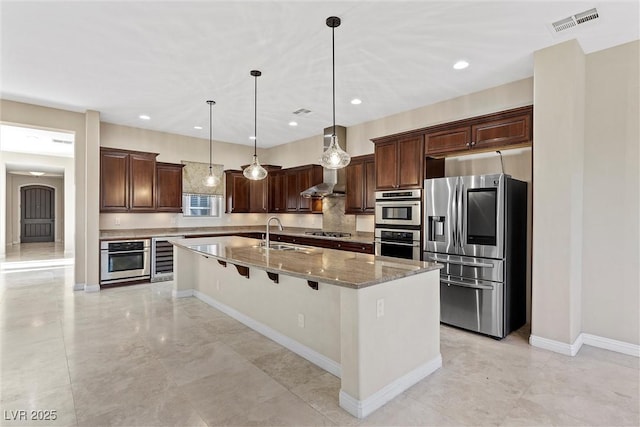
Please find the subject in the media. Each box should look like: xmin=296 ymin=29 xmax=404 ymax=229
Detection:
xmin=305 ymin=231 xmax=352 ymax=238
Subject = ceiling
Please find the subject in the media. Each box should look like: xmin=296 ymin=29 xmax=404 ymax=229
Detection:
xmin=1 ymin=1 xmax=638 ymax=148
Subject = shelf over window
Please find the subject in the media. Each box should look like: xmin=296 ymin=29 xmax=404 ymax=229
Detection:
xmin=182 ymin=161 xmax=224 ymax=196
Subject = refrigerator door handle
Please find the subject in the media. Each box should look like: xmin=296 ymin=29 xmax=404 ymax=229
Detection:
xmin=437 ymin=258 xmax=495 ymax=268
xmin=441 ymin=278 xmax=494 ymax=291
xmin=457 ymin=180 xmax=464 ymax=250
xmin=452 ymin=183 xmax=458 ymax=248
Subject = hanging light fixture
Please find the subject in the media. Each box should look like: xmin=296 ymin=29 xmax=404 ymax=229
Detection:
xmin=203 ymin=100 xmax=220 ymax=187
xmin=243 ymin=70 xmax=268 ymax=180
xmin=320 ymin=16 xmax=350 ymax=169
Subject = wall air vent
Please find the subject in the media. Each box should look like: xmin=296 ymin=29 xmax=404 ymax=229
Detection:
xmin=292 ymin=108 xmax=312 ymax=115
xmin=550 ymin=8 xmax=600 ymax=34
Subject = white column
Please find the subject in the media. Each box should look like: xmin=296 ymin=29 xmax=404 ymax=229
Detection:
xmin=530 ymin=40 xmax=585 ymax=354
xmin=84 ymin=110 xmax=100 ymax=292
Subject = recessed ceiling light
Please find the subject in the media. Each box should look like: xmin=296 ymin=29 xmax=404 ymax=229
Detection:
xmin=29 ymin=171 xmax=45 ymax=176
xmin=289 ymin=121 xmax=298 ymax=127
xmin=194 ymin=126 xmax=203 ymax=130
xmin=453 ymin=60 xmax=469 ymax=70
xmin=139 ymin=114 xmax=151 ymax=120
xmin=350 ymin=98 xmax=362 ymax=105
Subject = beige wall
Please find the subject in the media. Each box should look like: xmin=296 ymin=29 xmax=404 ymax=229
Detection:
xmin=5 ymin=173 xmax=64 ymax=244
xmin=532 ymin=39 xmax=640 ymax=348
xmin=582 ymin=41 xmax=639 ymax=345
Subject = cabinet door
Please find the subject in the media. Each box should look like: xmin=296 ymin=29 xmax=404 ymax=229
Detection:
xmin=100 ymin=149 xmax=129 ymax=212
xmin=268 ymin=172 xmax=287 ymax=213
xmin=425 ymin=125 xmax=471 ymax=156
xmin=345 ymin=160 xmax=364 ymax=214
xmin=364 ymin=158 xmax=376 ymax=213
xmin=226 ymin=172 xmax=250 ymax=213
xmin=472 ymin=112 xmax=532 ymax=150
xmin=285 ymin=171 xmax=299 ymax=212
xmin=375 ymin=141 xmax=398 ymax=190
xmin=297 ymin=169 xmax=313 ymax=212
xmin=156 ymin=163 xmax=184 ymax=212
xmin=129 ymin=152 xmax=157 ymax=211
xmin=249 ymin=178 xmax=268 ymax=213
xmin=397 ymin=136 xmax=424 ymax=189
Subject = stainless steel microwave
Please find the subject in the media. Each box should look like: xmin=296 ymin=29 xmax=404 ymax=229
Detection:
xmin=374 ymin=189 xmax=421 ymax=227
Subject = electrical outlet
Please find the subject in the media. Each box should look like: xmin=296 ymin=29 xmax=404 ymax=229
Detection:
xmin=115 ymin=216 xmax=120 ymax=226
xmin=216 ymin=280 xmax=220 ymax=291
xmin=376 ymin=299 xmax=384 ymax=318
xmin=298 ymin=313 xmax=305 ymax=328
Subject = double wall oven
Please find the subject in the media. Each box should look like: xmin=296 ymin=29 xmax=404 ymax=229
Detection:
xmin=374 ymin=189 xmax=421 ymax=260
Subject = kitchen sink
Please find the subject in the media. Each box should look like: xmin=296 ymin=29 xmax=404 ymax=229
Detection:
xmin=255 ymin=242 xmax=313 ymax=253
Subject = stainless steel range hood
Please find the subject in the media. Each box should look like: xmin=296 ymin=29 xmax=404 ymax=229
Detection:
xmin=301 ymin=125 xmax=347 ymax=198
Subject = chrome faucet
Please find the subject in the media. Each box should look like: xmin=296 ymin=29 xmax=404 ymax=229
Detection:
xmin=265 ymin=216 xmax=283 ymax=248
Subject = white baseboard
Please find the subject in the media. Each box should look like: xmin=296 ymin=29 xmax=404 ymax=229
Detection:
xmin=84 ymin=284 xmax=100 ymax=293
xmin=339 ymin=355 xmax=442 ymax=419
xmin=530 ymin=334 xmax=583 ymax=356
xmin=530 ymin=333 xmax=639 ymax=358
xmin=172 ymin=288 xmax=194 ymax=298
xmin=582 ymin=333 xmax=640 ymax=357
xmin=73 ymin=282 xmax=85 ymax=291
xmin=192 ymin=290 xmax=341 ymax=378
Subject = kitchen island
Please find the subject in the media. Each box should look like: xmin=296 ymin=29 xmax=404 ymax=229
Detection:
xmin=170 ymin=236 xmax=442 ymax=418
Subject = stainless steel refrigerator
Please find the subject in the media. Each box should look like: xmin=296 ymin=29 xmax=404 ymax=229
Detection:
xmin=423 ymin=173 xmax=527 ymax=339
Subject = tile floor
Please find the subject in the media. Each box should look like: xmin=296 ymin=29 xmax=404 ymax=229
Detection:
xmin=0 ymin=243 xmax=638 ymax=426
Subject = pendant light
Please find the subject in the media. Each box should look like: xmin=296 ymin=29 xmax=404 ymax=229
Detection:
xmin=203 ymin=100 xmax=220 ymax=187
xmin=243 ymin=70 xmax=268 ymax=180
xmin=320 ymin=16 xmax=350 ymax=169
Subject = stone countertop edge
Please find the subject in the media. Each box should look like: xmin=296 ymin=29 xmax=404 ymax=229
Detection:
xmin=169 ymin=236 xmax=442 ymax=290
xmin=99 ymin=226 xmax=375 ymax=244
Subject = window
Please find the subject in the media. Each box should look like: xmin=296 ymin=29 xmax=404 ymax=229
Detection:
xmin=182 ymin=194 xmax=222 ymax=217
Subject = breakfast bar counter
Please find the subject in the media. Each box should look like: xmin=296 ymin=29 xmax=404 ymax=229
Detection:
xmin=170 ymin=236 xmax=442 ymax=419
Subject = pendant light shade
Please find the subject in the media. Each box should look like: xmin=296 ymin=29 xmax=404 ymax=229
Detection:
xmin=320 ymin=16 xmax=350 ymax=170
xmin=203 ymin=100 xmax=220 ymax=187
xmin=243 ymin=70 xmax=268 ymax=181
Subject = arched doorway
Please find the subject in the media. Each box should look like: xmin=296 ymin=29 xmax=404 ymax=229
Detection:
xmin=20 ymin=185 xmax=55 ymax=243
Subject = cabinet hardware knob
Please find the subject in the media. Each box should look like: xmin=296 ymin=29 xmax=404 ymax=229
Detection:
xmin=471 ymin=141 xmax=476 ymax=146
xmin=466 ymin=142 xmax=470 ymax=147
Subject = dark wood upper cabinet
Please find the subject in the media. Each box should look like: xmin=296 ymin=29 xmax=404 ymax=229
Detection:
xmin=283 ymin=165 xmax=323 ymax=213
xmin=249 ymin=178 xmax=268 ymax=213
xmin=425 ymin=106 xmax=533 ymax=156
xmin=100 ymin=149 xmax=129 ymax=212
xmin=100 ymin=148 xmax=160 ymax=213
xmin=345 ymin=154 xmax=375 ymax=214
xmin=374 ymin=135 xmax=423 ymax=190
xmin=424 ymin=125 xmax=471 ymax=156
xmin=225 ymin=171 xmax=250 ymax=213
xmin=155 ymin=162 xmax=184 ymax=212
xmin=225 ymin=165 xmax=282 ymax=214
xmin=128 ymin=152 xmax=157 ymax=212
xmin=268 ymin=170 xmax=287 ymax=213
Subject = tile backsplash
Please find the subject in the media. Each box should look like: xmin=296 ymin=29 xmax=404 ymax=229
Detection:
xmin=322 ymin=197 xmax=356 ymax=233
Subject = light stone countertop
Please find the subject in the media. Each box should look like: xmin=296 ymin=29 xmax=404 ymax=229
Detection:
xmin=100 ymin=226 xmax=375 ymax=244
xmin=171 ymin=235 xmax=441 ymax=289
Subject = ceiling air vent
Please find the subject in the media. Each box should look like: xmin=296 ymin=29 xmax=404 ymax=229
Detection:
xmin=292 ymin=108 xmax=312 ymax=115
xmin=550 ymin=7 xmax=600 ymax=34
xmin=52 ymin=138 xmax=73 ymax=144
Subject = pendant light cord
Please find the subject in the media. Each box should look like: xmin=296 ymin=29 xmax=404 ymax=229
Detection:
xmin=207 ymin=100 xmax=215 ymax=174
xmin=254 ymin=73 xmax=258 ymax=157
xmin=332 ymin=23 xmax=336 ymax=138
